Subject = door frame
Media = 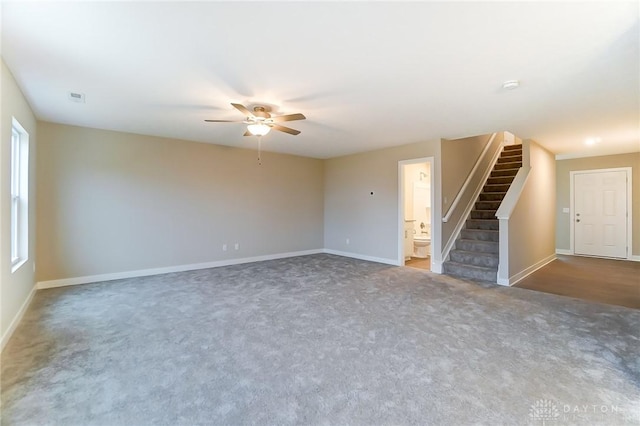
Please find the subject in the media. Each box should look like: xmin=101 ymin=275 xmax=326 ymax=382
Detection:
xmin=397 ymin=157 xmax=436 ymax=269
xmin=569 ymin=167 xmax=632 ymax=259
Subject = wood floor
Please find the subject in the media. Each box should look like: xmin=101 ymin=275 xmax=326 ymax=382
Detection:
xmin=515 ymin=255 xmax=640 ymax=309
xmin=405 ymin=257 xmax=431 ymax=270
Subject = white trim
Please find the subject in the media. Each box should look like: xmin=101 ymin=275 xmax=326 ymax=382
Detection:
xmin=11 ymin=258 xmax=28 ymax=274
xmin=10 ymin=117 xmax=30 ymax=272
xmin=495 ymin=167 xmax=531 ymax=220
xmin=397 ymin=157 xmax=436 ymax=271
xmin=558 ymin=252 xmax=640 ymax=262
xmin=1 ymin=284 xmax=37 ymax=352
xmin=570 ymin=167 xmax=632 ymax=260
xmin=555 ymin=249 xmax=572 ymax=255
xmin=430 ymin=259 xmax=443 ymax=273
xmin=37 ymin=249 xmax=324 ymax=289
xmin=497 ymin=218 xmax=510 ymax=285
xmin=497 ymin=253 xmax=556 ymax=286
xmin=324 ymin=249 xmax=399 ymax=266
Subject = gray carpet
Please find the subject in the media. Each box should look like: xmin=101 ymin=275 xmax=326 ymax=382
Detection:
xmin=1 ymin=254 xmax=639 ymax=425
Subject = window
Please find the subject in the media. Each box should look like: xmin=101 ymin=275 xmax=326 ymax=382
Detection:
xmin=11 ymin=117 xmax=29 ymax=272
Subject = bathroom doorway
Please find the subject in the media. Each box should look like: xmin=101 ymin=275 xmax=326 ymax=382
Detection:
xmin=399 ymin=158 xmax=434 ymax=271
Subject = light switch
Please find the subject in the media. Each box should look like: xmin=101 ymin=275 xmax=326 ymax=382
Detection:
xmin=562 ymin=207 xmax=570 ymax=213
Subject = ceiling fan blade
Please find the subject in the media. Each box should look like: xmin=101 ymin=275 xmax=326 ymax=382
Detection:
xmin=272 ymin=124 xmax=301 ymax=135
xmin=204 ymin=119 xmax=241 ymax=122
xmin=243 ymin=130 xmax=253 ymax=136
xmin=231 ymin=103 xmax=254 ymax=117
xmin=270 ymin=113 xmax=306 ymax=123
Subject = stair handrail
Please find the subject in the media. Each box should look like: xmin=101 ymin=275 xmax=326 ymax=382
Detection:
xmin=442 ymin=132 xmax=497 ymax=223
xmin=439 ymin=133 xmax=506 ymax=267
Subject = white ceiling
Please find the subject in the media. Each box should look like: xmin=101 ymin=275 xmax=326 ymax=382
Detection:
xmin=2 ymin=1 xmax=638 ymax=159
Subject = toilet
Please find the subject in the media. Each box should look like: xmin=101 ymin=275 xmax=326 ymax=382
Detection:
xmin=413 ymin=235 xmax=431 ymax=258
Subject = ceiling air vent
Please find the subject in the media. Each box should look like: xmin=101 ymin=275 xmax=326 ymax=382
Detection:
xmin=68 ymin=92 xmax=85 ymax=103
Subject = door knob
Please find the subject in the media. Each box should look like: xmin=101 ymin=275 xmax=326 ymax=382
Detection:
xmin=576 ymin=219 xmax=580 ymax=222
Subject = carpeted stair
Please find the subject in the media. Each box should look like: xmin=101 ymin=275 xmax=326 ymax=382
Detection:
xmin=443 ymin=144 xmax=522 ymax=282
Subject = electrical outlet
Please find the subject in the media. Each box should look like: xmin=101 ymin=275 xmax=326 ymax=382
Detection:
xmin=234 ymin=243 xmax=239 ymax=250
xmin=222 ymin=244 xmax=227 ymax=251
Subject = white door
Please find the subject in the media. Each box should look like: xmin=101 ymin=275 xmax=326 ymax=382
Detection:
xmin=574 ymin=170 xmax=628 ymax=258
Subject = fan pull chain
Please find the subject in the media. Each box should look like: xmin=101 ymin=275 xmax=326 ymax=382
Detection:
xmin=257 ymin=135 xmax=262 ymax=166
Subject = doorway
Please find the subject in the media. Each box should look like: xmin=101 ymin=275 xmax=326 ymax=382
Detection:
xmin=399 ymin=158 xmax=434 ymax=270
xmin=570 ymin=167 xmax=632 ymax=259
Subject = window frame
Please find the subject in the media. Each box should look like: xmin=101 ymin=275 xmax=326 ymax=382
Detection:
xmin=10 ymin=117 xmax=29 ymax=273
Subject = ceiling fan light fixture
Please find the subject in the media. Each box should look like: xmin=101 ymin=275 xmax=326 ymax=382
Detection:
xmin=205 ymin=103 xmax=304 ymax=136
xmin=247 ymin=123 xmax=271 ymax=136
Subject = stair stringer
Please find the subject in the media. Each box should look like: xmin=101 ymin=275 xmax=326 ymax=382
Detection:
xmin=442 ymin=143 xmax=523 ymax=283
xmin=440 ymin=134 xmax=511 ymax=265
xmin=496 ymin=166 xmax=531 ymax=285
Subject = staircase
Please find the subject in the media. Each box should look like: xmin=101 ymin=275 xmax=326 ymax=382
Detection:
xmin=443 ymin=144 xmax=522 ymax=282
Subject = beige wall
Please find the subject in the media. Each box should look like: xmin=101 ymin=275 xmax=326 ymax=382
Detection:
xmin=441 ymin=134 xmax=491 ymax=214
xmin=1 ymin=60 xmax=37 ymax=345
xmin=506 ymin=140 xmax=556 ymax=277
xmin=324 ymin=140 xmax=440 ymax=264
xmin=36 ymin=122 xmax=324 ymax=282
xmin=556 ymin=152 xmax=640 ymax=255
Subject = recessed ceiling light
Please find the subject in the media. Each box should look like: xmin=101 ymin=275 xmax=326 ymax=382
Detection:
xmin=585 ymin=137 xmax=601 ymax=146
xmin=68 ymin=92 xmax=85 ymax=103
xmin=502 ymin=80 xmax=520 ymax=90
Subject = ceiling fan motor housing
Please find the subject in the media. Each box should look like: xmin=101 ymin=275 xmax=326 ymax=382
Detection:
xmin=252 ymin=106 xmax=270 ymax=119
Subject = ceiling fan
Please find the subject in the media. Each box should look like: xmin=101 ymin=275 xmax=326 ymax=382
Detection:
xmin=205 ymin=103 xmax=306 ymax=136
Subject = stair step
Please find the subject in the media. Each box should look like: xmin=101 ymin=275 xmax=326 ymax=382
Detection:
xmin=497 ymin=155 xmax=522 ymax=164
xmin=487 ymin=176 xmax=514 ymax=185
xmin=501 ymin=147 xmax=522 ymax=154
xmin=471 ymin=210 xmax=497 ymax=219
xmin=483 ymin=184 xmax=510 ymax=193
xmin=450 ymin=250 xmax=499 ymax=268
xmin=501 ymin=148 xmax=522 ymax=156
xmin=456 ymin=238 xmax=499 ymax=254
xmin=494 ymin=162 xmax=522 ymax=170
xmin=443 ymin=261 xmax=497 ymax=282
xmin=491 ymin=168 xmax=519 ymax=178
xmin=479 ymin=193 xmax=505 ymax=202
xmin=461 ymin=228 xmax=499 ymax=242
xmin=475 ymin=200 xmax=501 ymax=210
xmin=466 ymin=219 xmax=499 ymax=230
xmin=441 ymin=145 xmax=523 ymax=285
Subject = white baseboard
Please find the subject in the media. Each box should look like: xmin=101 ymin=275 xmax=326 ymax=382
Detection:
xmin=37 ymin=249 xmax=324 ymax=290
xmin=323 ymin=249 xmax=400 ymax=266
xmin=502 ymin=253 xmax=557 ymax=287
xmin=496 ymin=276 xmax=510 ymax=286
xmin=430 ymin=260 xmax=443 ymax=273
xmin=556 ymin=250 xmax=640 ymax=262
xmin=1 ymin=284 xmax=37 ymax=352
